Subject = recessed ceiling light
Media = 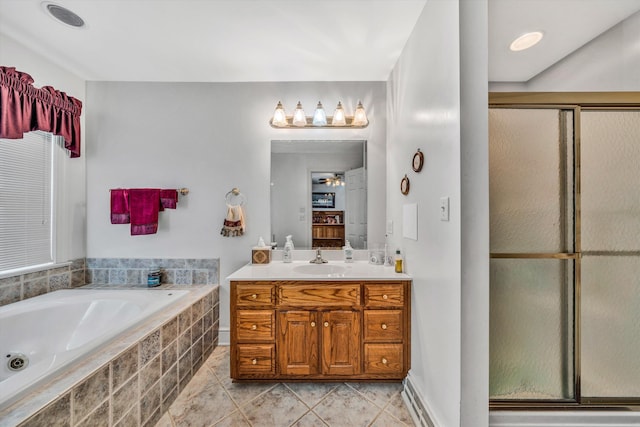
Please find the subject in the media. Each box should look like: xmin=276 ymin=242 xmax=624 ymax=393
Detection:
xmin=42 ymin=2 xmax=85 ymax=28
xmin=509 ymin=31 xmax=543 ymax=52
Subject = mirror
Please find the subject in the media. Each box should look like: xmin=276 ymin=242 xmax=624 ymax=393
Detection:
xmin=271 ymin=140 xmax=368 ymax=249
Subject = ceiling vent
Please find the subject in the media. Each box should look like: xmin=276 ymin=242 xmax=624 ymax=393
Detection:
xmin=45 ymin=3 xmax=85 ymax=28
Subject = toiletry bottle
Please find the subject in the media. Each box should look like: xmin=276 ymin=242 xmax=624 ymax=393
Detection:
xmin=283 ymin=235 xmax=293 ymax=263
xmin=394 ymin=249 xmax=403 ymax=273
xmin=343 ymin=240 xmax=354 ymax=263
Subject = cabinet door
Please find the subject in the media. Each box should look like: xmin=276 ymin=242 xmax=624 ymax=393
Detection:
xmin=321 ymin=311 xmax=361 ymax=375
xmin=277 ymin=311 xmax=319 ymax=376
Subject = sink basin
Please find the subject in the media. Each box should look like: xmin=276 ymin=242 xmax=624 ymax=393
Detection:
xmin=292 ymin=264 xmax=347 ymax=276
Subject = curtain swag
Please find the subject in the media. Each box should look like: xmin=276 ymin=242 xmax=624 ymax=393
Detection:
xmin=0 ymin=66 xmax=82 ymax=158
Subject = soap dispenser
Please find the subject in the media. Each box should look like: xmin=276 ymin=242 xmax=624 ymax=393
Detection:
xmin=394 ymin=249 xmax=404 ymax=273
xmin=343 ymin=240 xmax=354 ymax=263
xmin=283 ymin=235 xmax=294 ymax=263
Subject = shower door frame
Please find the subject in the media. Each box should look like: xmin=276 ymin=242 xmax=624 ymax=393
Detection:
xmin=489 ymin=92 xmax=640 ymax=410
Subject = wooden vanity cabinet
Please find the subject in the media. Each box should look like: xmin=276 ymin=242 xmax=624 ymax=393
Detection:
xmin=230 ymin=280 xmax=410 ymax=381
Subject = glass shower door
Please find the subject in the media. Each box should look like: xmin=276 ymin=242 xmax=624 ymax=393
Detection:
xmin=489 ymin=108 xmax=576 ymax=401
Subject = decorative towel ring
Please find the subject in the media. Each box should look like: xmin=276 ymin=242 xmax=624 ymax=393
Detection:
xmin=225 ymin=187 xmax=246 ymax=206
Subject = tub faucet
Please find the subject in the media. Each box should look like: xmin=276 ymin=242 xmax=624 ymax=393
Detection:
xmin=310 ymin=248 xmax=328 ymax=264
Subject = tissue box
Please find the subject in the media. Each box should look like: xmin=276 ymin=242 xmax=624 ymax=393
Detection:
xmin=252 ymin=248 xmax=271 ymax=264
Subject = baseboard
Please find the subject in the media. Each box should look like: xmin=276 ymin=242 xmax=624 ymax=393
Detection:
xmin=490 ymin=411 xmax=640 ymax=427
xmin=217 ymin=326 xmax=230 ymax=346
xmin=403 ymin=373 xmax=438 ymax=427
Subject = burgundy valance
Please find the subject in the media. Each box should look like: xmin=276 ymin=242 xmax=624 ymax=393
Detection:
xmin=0 ymin=66 xmax=82 ymax=158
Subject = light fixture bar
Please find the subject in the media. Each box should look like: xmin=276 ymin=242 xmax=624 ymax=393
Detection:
xmin=270 ymin=101 xmax=369 ymax=129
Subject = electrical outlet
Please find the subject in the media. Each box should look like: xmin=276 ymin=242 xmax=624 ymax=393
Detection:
xmin=440 ymin=197 xmax=449 ymax=221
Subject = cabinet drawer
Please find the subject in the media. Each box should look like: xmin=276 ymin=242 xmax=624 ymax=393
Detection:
xmin=279 ymin=283 xmax=360 ymax=307
xmin=364 ymin=283 xmax=404 ymax=307
xmin=235 ymin=283 xmax=274 ymax=306
xmin=236 ymin=310 xmax=275 ymax=341
xmin=364 ymin=344 xmax=404 ymax=375
xmin=364 ymin=310 xmax=403 ymax=341
xmin=237 ymin=344 xmax=275 ymax=376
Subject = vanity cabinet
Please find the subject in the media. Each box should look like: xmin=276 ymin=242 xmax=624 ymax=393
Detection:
xmin=230 ymin=279 xmax=410 ymax=381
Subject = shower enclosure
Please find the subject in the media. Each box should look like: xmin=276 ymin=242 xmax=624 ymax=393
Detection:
xmin=489 ymin=94 xmax=640 ymax=408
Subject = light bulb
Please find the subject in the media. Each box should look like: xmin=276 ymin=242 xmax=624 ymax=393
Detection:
xmin=292 ymin=101 xmax=307 ymax=127
xmin=352 ymin=101 xmax=368 ymax=126
xmin=332 ymin=101 xmax=346 ymax=126
xmin=271 ymin=101 xmax=288 ymax=127
xmin=312 ymin=101 xmax=327 ymax=126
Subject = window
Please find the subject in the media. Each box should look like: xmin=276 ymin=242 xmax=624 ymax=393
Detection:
xmin=0 ymin=132 xmax=56 ymax=274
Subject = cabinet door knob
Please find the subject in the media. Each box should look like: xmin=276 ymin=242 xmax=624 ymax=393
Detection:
xmin=310 ymin=321 xmax=316 ymax=327
xmin=382 ymin=357 xmax=388 ymax=365
xmin=324 ymin=321 xmax=329 ymax=327
xmin=252 ymin=358 xmax=257 ymax=365
xmin=251 ymin=324 xmax=257 ymax=330
xmin=251 ymin=294 xmax=257 ymax=299
xmin=382 ymin=294 xmax=388 ymax=300
xmin=381 ymin=323 xmax=388 ymax=330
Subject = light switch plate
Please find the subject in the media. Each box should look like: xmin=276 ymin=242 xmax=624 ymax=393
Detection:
xmin=386 ymin=220 xmax=393 ymax=235
xmin=440 ymin=197 xmax=449 ymax=221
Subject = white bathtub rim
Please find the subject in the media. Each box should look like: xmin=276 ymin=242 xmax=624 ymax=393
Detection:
xmin=0 ymin=284 xmax=217 ymax=426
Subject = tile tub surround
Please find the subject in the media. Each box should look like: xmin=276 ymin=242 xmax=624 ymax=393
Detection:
xmin=86 ymin=258 xmax=219 ymax=286
xmin=0 ymin=258 xmax=86 ymax=307
xmin=0 ymin=284 xmax=220 ymax=427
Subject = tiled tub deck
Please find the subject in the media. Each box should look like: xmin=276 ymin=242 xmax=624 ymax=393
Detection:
xmin=0 ymin=284 xmax=219 ymax=427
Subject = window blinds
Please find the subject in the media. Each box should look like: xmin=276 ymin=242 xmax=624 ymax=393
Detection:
xmin=0 ymin=132 xmax=53 ymax=273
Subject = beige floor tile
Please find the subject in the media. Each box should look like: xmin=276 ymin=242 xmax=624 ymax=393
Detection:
xmin=347 ymin=382 xmax=404 ymax=409
xmin=212 ymin=410 xmax=251 ymax=426
xmin=239 ymin=383 xmax=310 ymax=427
xmin=168 ymin=369 xmax=237 ymax=427
xmin=312 ymin=384 xmax=382 ymax=427
xmin=284 ymin=383 xmax=339 ymax=408
xmin=290 ymin=410 xmax=329 ymax=427
xmin=162 ymin=347 xmax=416 ymax=427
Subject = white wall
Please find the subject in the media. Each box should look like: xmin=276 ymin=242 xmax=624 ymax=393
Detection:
xmin=387 ymin=0 xmax=489 ymax=426
xmin=0 ymin=33 xmax=86 ymax=262
xmin=85 ymin=81 xmax=386 ymax=343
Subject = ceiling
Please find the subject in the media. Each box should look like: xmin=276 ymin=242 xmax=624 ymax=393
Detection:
xmin=1 ymin=0 xmax=640 ymax=83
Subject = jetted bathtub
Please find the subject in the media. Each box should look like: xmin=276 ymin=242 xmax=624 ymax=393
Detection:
xmin=0 ymin=288 xmax=188 ymax=411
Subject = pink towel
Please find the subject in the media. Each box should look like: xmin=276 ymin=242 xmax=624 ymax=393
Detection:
xmin=129 ymin=189 xmax=161 ymax=235
xmin=110 ymin=189 xmax=130 ymax=224
xmin=160 ymin=189 xmax=178 ymax=209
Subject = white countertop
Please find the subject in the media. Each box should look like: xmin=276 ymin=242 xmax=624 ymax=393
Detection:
xmin=227 ymin=261 xmax=411 ymax=281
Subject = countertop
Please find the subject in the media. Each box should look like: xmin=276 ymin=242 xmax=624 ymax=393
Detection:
xmin=226 ymin=261 xmax=411 ymax=281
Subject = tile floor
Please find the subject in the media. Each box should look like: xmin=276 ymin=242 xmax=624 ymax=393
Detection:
xmin=157 ymin=346 xmax=416 ymax=427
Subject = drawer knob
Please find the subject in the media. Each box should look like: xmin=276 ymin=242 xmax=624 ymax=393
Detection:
xmin=251 ymin=324 xmax=257 ymax=330
xmin=324 ymin=321 xmax=329 ymax=327
xmin=251 ymin=294 xmax=257 ymax=299
xmin=381 ymin=323 xmax=388 ymax=330
xmin=310 ymin=321 xmax=316 ymax=327
xmin=383 ymin=294 xmax=388 ymax=300
xmin=382 ymin=357 xmax=388 ymax=365
xmin=252 ymin=358 xmax=257 ymax=365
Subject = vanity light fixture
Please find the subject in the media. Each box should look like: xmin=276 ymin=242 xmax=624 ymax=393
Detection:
xmin=352 ymin=101 xmax=368 ymax=127
xmin=509 ymin=31 xmax=544 ymax=52
xmin=269 ymin=100 xmax=368 ymax=128
xmin=292 ymin=101 xmax=307 ymax=127
xmin=312 ymin=101 xmax=328 ymax=126
xmin=271 ymin=101 xmax=288 ymax=127
xmin=331 ymin=101 xmax=347 ymax=126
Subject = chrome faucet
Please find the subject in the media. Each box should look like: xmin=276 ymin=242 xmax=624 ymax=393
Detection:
xmin=310 ymin=248 xmax=328 ymax=264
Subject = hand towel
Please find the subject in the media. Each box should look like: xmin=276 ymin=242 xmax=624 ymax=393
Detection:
xmin=220 ymin=204 xmax=245 ymax=237
xmin=110 ymin=189 xmax=130 ymax=224
xmin=129 ymin=188 xmax=161 ymax=235
xmin=160 ymin=189 xmax=178 ymax=209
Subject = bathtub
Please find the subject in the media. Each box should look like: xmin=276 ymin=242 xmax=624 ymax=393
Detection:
xmin=0 ymin=288 xmax=188 ymax=411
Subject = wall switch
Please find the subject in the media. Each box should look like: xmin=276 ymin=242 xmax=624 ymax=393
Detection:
xmin=440 ymin=197 xmax=450 ymax=221
xmin=299 ymin=215 xmax=305 ymax=221
xmin=386 ymin=220 xmax=393 ymax=235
